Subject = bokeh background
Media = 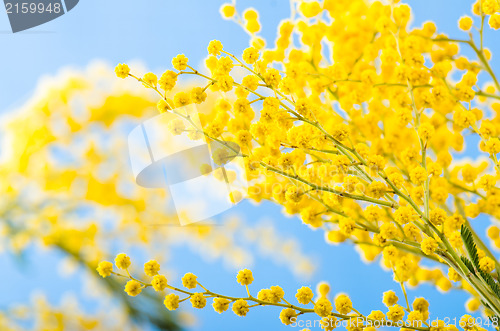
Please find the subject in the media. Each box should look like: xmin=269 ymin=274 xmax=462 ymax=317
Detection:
xmin=0 ymin=1 xmax=498 ymax=330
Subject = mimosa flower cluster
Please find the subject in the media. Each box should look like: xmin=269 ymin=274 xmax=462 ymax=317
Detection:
xmin=0 ymin=65 xmax=317 ymax=330
xmin=102 ymin=253 xmax=489 ymax=330
xmin=108 ymin=0 xmax=500 ymax=329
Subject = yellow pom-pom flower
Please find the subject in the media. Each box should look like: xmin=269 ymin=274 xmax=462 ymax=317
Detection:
xmin=124 ymin=280 xmax=142 ymax=297
xmin=182 ymin=272 xmax=198 ymax=289
xmin=114 ymin=253 xmax=131 ymax=270
xmin=236 ymin=269 xmax=254 ymax=286
xmin=96 ymin=261 xmax=113 ymax=278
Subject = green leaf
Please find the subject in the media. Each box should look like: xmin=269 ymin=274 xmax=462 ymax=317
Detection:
xmin=461 ymin=224 xmax=480 ymax=269
xmin=461 ymin=256 xmax=476 ymax=274
xmin=480 ymin=269 xmax=500 ymax=299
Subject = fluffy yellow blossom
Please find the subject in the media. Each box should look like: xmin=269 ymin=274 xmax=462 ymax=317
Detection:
xmin=458 ymin=16 xmax=473 ymax=30
xmin=421 ymin=237 xmax=439 ymax=255
xmin=314 ymin=297 xmax=333 ymax=317
xmin=387 ymin=304 xmax=405 ymax=322
xmin=418 ymin=123 xmax=435 ymax=141
xmin=479 ymin=256 xmax=495 ymax=273
xmin=164 ymin=294 xmax=180 ymax=311
xmin=157 ymin=99 xmax=170 ymax=113
xmin=466 ymin=298 xmax=480 ymax=312
xmin=296 ymin=286 xmax=314 ymax=304
xmin=182 ymin=272 xmax=198 ymax=289
xmin=485 ymin=138 xmax=500 ymax=154
xmin=460 ymin=314 xmax=476 ymax=331
xmin=142 ymin=72 xmax=157 ymax=87
xmin=394 ymin=206 xmax=413 ymax=224
xmin=213 ymin=298 xmax=231 ymax=313
xmin=242 ymin=47 xmax=259 ymax=64
xmin=368 ymin=310 xmax=386 ymax=321
xmin=382 ymin=291 xmax=398 ymax=307
xmin=334 ymin=294 xmax=352 ymax=314
xmin=321 ymin=315 xmax=337 ymax=331
xmin=144 ymin=260 xmax=160 ymax=277
xmin=236 ymin=269 xmax=254 ymax=286
xmin=96 ymin=261 xmax=113 ymax=278
xmin=151 ymin=275 xmax=168 ymax=291
xmin=114 ymin=63 xmax=130 ymax=78
xmin=173 ymin=91 xmax=191 ymax=108
xmin=490 ymin=14 xmax=500 ymax=29
xmin=232 ymin=299 xmax=249 ymax=316
xmin=410 ymin=166 xmax=427 ymax=185
xmin=220 ymin=3 xmax=235 ymax=19
xmin=191 ymin=87 xmax=207 ymax=104
xmin=172 ymin=54 xmax=189 ymax=71
xmin=448 ymin=268 xmax=461 ymax=282
xmin=279 ymin=308 xmax=297 ymax=325
xmin=115 ymin=253 xmax=131 ymax=270
xmin=159 ymin=70 xmax=177 ymax=91
xmin=167 ymin=118 xmax=185 ymax=135
xmin=124 ymin=280 xmax=142 ymax=297
xmin=208 ymin=40 xmax=223 ymax=56
xmin=190 ymin=293 xmax=207 ymax=309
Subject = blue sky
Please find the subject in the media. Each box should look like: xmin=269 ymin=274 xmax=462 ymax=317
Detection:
xmin=0 ymin=0 xmax=499 ymax=330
